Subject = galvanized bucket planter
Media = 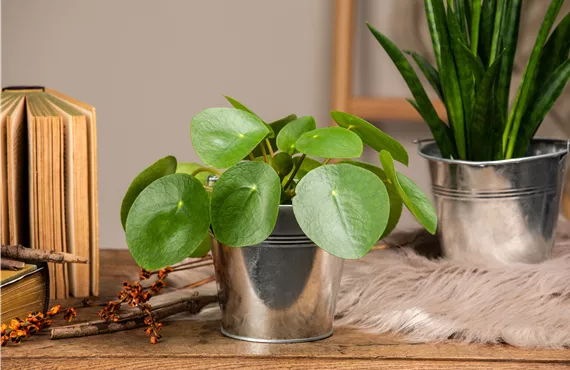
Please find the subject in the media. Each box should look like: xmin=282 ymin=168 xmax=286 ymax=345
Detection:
xmin=418 ymin=139 xmax=568 ymax=264
xmin=211 ymin=204 xmax=344 ymax=343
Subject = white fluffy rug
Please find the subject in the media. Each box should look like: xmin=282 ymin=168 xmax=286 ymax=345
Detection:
xmin=335 ymin=225 xmax=570 ymax=348
xmin=150 ymin=222 xmax=570 ymax=348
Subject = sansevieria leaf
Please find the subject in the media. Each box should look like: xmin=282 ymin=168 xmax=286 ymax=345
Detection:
xmin=469 ymin=50 xmax=506 ymax=161
xmin=513 ymin=59 xmax=570 ymax=158
xmin=293 ymin=164 xmax=389 ymax=259
xmin=425 ymin=0 xmax=467 ymax=159
xmin=505 ymin=0 xmax=564 ymax=158
xmin=404 ymin=50 xmax=444 ymax=101
xmin=447 ymin=7 xmax=475 ymax=128
xmin=497 ymin=0 xmax=522 ymax=125
xmin=533 ymin=12 xmax=570 ymax=100
xmin=191 ymin=107 xmax=269 ymax=168
xmin=367 ymin=22 xmax=457 ymax=159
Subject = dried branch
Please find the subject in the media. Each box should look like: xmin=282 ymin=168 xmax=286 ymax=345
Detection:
xmin=1 ymin=244 xmax=88 ymax=264
xmin=182 ymin=275 xmax=215 ymax=289
xmin=1 ymin=257 xmax=25 ymax=270
xmin=50 ymin=295 xmax=217 ymax=340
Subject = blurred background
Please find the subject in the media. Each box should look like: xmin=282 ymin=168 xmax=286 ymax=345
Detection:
xmin=2 ymin=0 xmax=569 ymax=249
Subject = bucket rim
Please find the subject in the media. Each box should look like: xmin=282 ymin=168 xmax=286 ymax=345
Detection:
xmin=416 ymin=138 xmax=569 ymax=166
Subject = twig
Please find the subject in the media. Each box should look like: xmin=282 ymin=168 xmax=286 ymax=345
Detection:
xmin=50 ymin=295 xmax=218 ymax=340
xmin=172 ymin=255 xmax=212 ymax=269
xmin=1 ymin=244 xmax=88 ymax=264
xmin=1 ymin=257 xmax=25 ymax=270
xmin=172 ymin=261 xmax=213 ymax=273
xmin=182 ymin=275 xmax=215 ymax=289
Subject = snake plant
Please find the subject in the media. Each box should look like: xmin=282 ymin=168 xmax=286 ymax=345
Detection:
xmin=368 ymin=0 xmax=570 ymax=161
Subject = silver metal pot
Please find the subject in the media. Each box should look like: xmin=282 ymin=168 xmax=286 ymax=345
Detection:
xmin=418 ymin=139 xmax=568 ymax=264
xmin=211 ymin=205 xmax=344 ymax=343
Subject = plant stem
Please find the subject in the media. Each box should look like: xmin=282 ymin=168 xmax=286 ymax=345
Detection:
xmin=190 ymin=167 xmax=222 ymax=177
xmin=265 ymin=138 xmax=275 ymax=157
xmin=248 ymin=153 xmax=255 ymax=161
xmin=283 ymin=154 xmax=306 ymax=191
xmin=489 ymin=0 xmax=505 ymax=64
xmin=323 ymin=158 xmax=331 ymax=165
xmin=260 ymin=141 xmax=269 ymax=163
xmin=470 ymin=0 xmax=482 ymax=54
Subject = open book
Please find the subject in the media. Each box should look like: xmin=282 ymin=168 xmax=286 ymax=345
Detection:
xmin=1 ymin=87 xmax=98 ymax=298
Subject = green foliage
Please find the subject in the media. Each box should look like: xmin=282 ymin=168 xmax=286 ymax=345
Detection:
xmin=292 ymin=164 xmax=389 ymax=259
xmin=379 ymin=151 xmax=438 ymax=234
xmin=191 ymin=107 xmax=269 ymax=168
xmin=330 ymin=111 xmax=409 ymax=166
xmin=368 ymin=0 xmax=570 ymax=161
xmin=125 ymin=174 xmax=210 ymax=270
xmin=120 ymin=155 xmax=177 ymax=230
xmin=276 ymin=116 xmax=316 ymax=154
xmin=122 ymin=96 xmax=437 ymax=269
xmin=210 ymin=161 xmax=281 ymax=247
xmin=295 ymin=127 xmax=363 ymax=159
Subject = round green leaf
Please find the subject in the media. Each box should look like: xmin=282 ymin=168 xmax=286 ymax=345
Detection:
xmin=276 ymin=116 xmax=317 ymax=154
xmin=379 ymin=150 xmax=437 ymax=234
xmin=211 ymin=161 xmax=281 ymax=246
xmin=331 ymin=111 xmax=409 ymax=166
xmin=292 ymin=163 xmax=389 ymax=259
xmin=249 ymin=114 xmax=298 ymax=158
xmin=223 ymin=95 xmax=274 ymax=137
xmin=342 ymin=160 xmax=403 ymax=239
xmin=176 ymin=162 xmax=217 ymax=185
xmin=126 ymin=174 xmax=210 ymax=270
xmin=191 ymin=107 xmax=269 ymax=168
xmin=295 ymin=127 xmax=363 ymax=159
xmin=271 ymin=152 xmax=294 ymax=179
xmin=120 ymin=155 xmax=177 ymax=230
xmin=190 ymin=234 xmax=212 ymax=258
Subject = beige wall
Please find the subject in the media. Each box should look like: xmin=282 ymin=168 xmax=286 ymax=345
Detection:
xmin=3 ymin=0 xmax=564 ymax=249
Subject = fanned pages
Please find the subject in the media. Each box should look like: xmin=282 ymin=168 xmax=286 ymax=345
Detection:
xmin=0 ymin=88 xmax=98 ymax=298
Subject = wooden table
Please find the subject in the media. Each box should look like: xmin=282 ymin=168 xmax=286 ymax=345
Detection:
xmin=3 ymin=250 xmax=570 ymax=369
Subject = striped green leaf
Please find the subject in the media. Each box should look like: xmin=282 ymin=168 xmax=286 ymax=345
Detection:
xmin=505 ymin=0 xmax=565 ymax=158
xmin=367 ymin=22 xmax=457 ymax=159
xmin=425 ymin=0 xmax=467 ymax=159
xmin=469 ymin=50 xmax=506 ymax=161
xmin=497 ymin=0 xmax=522 ymax=128
xmin=405 ymin=50 xmax=444 ymax=101
xmin=513 ymin=59 xmax=570 ymax=158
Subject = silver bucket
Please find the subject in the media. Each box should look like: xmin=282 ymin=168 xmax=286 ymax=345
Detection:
xmin=211 ymin=204 xmax=344 ymax=343
xmin=418 ymin=139 xmax=568 ymax=264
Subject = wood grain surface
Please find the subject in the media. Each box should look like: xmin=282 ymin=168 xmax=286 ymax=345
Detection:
xmin=2 ymin=250 xmax=569 ymax=369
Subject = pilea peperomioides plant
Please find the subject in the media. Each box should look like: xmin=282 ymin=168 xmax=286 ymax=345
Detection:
xmin=121 ymin=96 xmax=437 ymax=270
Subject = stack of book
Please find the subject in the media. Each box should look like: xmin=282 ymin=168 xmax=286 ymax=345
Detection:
xmin=1 ymin=87 xmax=98 ymax=298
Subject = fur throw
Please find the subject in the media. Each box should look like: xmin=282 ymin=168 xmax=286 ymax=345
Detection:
xmin=335 ymin=225 xmax=570 ymax=348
